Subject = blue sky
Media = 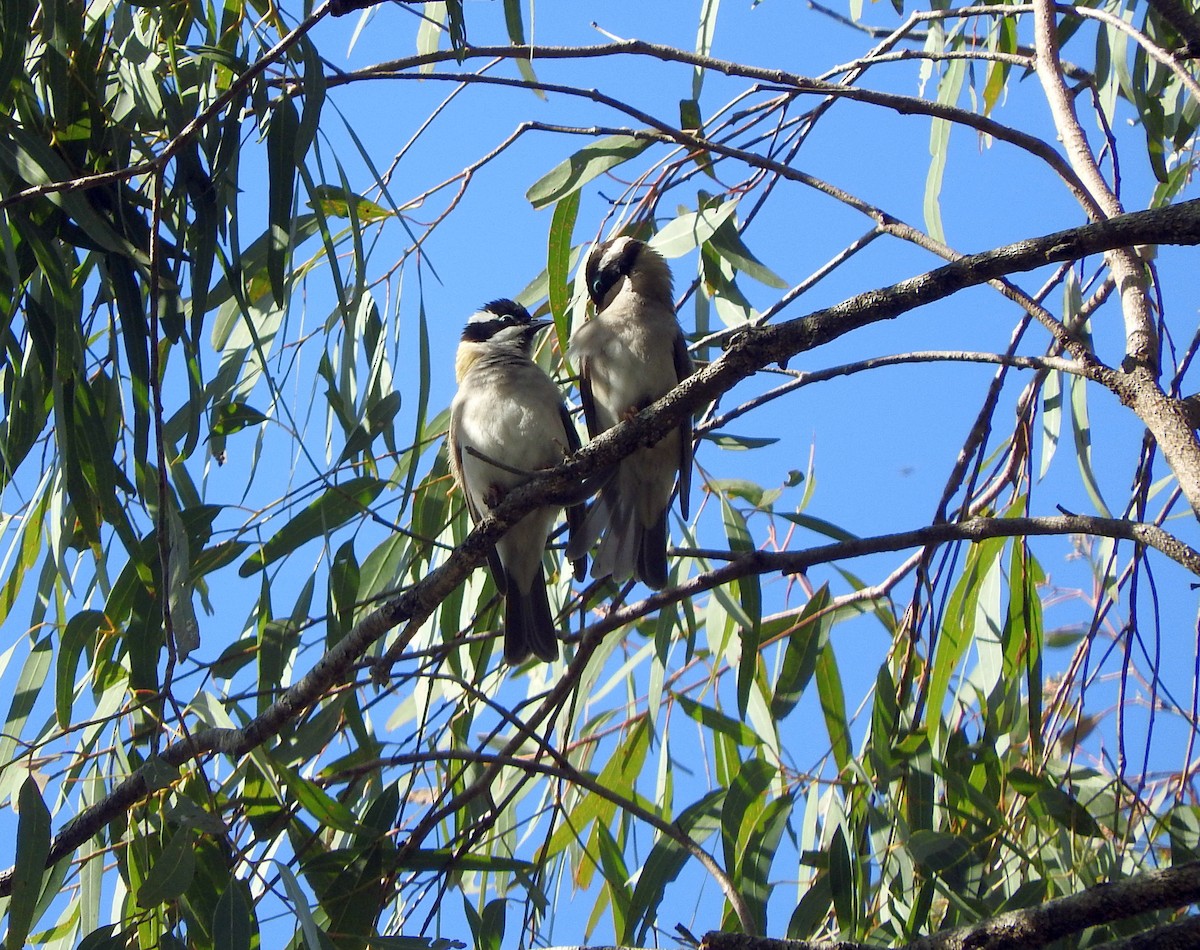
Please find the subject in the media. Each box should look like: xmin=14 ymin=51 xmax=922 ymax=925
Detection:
xmin=2 ymin=0 xmax=1198 ymax=945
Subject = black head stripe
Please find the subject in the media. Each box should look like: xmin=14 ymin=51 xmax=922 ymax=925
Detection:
xmin=461 ymin=298 xmax=534 ymax=341
xmin=481 ymin=298 xmax=532 ymax=323
xmin=587 ymin=239 xmax=643 ymax=305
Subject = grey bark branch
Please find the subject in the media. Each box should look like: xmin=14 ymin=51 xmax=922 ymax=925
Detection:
xmin=1142 ymin=0 xmax=1200 ymax=56
xmin=699 ymin=861 xmax=1200 ymax=950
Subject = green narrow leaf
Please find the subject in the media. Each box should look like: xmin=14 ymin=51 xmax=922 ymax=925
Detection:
xmin=466 ymin=896 xmax=507 ymax=950
xmin=137 ymin=827 xmax=196 ymax=908
xmin=815 ymin=642 xmax=850 ymax=772
xmin=548 ymin=189 xmax=580 ymax=349
xmin=295 ymin=36 xmax=327 ymax=163
xmin=327 ymin=539 xmax=360 ymax=647
xmin=828 ymin=824 xmax=856 ymax=932
xmin=693 ymin=0 xmax=719 ymax=99
xmin=276 ymin=862 xmax=326 ymax=950
xmin=1068 ymin=364 xmax=1111 ymax=517
xmin=679 ymin=98 xmax=715 ymax=179
xmin=740 ymin=795 xmax=791 ymax=933
xmin=721 ymin=756 xmax=774 ymax=877
xmin=9 ymin=775 xmax=52 ymax=950
xmin=239 ymin=476 xmax=386 ymax=576
xmin=1016 ymin=545 xmax=1046 ymax=757
xmin=771 ymin=585 xmax=833 ymax=720
xmin=1039 ymin=369 xmax=1062 ymax=480
xmin=924 ymin=56 xmax=965 ymax=244
xmin=396 ymin=850 xmax=534 ymax=873
xmin=708 ymin=218 xmax=788 ymax=289
xmin=594 ymin=823 xmax=631 ymax=940
xmin=416 ymin=1 xmax=445 ymax=69
xmin=704 ymin=432 xmax=779 ymax=450
xmin=982 ymin=15 xmax=1016 ymax=116
xmin=648 ymin=200 xmax=738 ymax=259
xmin=788 ymin=872 xmax=832 ymax=939
xmin=718 ymin=494 xmax=761 ymax=718
xmin=165 ymin=500 xmax=201 ymax=658
xmin=502 ymin=0 xmax=543 ymax=97
xmin=0 ymin=636 xmax=53 ymax=794
xmin=777 ymin=511 xmax=858 ymax=543
xmin=526 ymin=135 xmax=651 ymax=209
xmin=266 ymin=96 xmax=299 ymax=306
xmin=273 ymin=760 xmax=362 ymax=833
xmin=626 ymin=790 xmax=724 ymax=945
xmin=398 ymin=300 xmax=432 ymax=516
xmin=1008 ymin=768 xmax=1104 ymax=837
xmin=56 ymin=610 xmax=106 ymax=728
xmin=926 ymin=537 xmax=1006 ymax=736
xmin=674 ymin=693 xmax=760 ymax=747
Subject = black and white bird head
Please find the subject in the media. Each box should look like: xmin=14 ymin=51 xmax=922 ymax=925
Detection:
xmin=455 ymin=298 xmax=550 ymax=381
xmin=585 ymin=236 xmax=674 ymax=311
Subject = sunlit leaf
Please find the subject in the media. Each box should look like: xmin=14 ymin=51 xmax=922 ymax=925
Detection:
xmin=239 ymin=476 xmax=386 ymax=576
xmin=307 ymin=184 xmax=393 ymax=223
xmin=526 ymin=135 xmax=651 ymax=209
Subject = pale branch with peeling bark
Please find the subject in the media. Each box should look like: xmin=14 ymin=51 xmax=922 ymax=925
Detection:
xmin=1033 ymin=0 xmax=1160 ymax=368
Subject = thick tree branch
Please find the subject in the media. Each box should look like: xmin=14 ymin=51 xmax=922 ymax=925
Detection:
xmin=699 ymin=861 xmax=1200 ymax=950
xmin=1143 ymin=0 xmax=1200 ymax=56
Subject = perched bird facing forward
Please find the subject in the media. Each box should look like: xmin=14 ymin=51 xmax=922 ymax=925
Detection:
xmin=566 ymin=237 xmax=693 ymax=589
xmin=448 ymin=299 xmax=585 ymax=664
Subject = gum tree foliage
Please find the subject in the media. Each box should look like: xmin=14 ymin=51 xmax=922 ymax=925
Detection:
xmin=0 ymin=0 xmax=1199 ymax=947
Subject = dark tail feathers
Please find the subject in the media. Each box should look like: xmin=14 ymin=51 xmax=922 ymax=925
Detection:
xmin=504 ymin=565 xmax=559 ymax=664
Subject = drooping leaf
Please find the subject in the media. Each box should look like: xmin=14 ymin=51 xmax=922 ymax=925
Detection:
xmin=625 ymin=789 xmax=724 ymax=945
xmin=548 ymin=189 xmax=580 ymax=349
xmin=212 ymin=879 xmax=254 ymax=950
xmin=266 ymin=95 xmax=299 ymax=306
xmin=526 ymin=135 xmax=651 ymax=209
xmin=648 ymin=200 xmax=738 ymax=259
xmin=924 ymin=55 xmax=966 ymax=244
xmin=675 ymin=693 xmax=760 ymax=746
xmin=708 ymin=217 xmax=787 ymax=289
xmin=239 ymin=476 xmax=386 ymax=576
xmin=137 ymin=827 xmax=197 ymax=908
xmin=502 ymin=0 xmax=543 ymax=97
xmin=10 ymin=775 xmax=52 ymax=949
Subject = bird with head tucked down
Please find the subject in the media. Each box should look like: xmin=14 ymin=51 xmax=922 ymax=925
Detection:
xmin=566 ymin=237 xmax=693 ymax=590
xmin=448 ymin=299 xmax=585 ymax=663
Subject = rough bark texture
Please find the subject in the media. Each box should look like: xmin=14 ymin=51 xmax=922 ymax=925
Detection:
xmin=1143 ymin=0 xmax=1200 ymax=55
xmin=700 ymin=861 xmax=1200 ymax=950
